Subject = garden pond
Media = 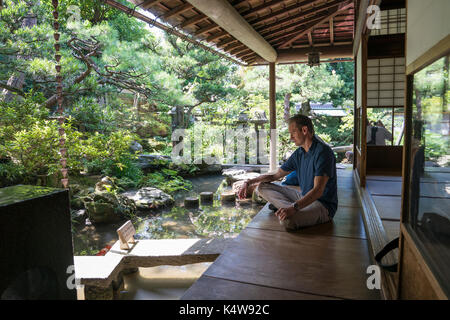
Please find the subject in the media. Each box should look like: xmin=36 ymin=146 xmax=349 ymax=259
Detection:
xmin=72 ymin=173 xmax=264 ymax=256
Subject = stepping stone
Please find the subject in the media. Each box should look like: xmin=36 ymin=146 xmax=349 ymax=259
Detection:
xmin=200 ymin=192 xmax=214 ymax=204
xmin=184 ymin=197 xmax=199 ymax=208
xmin=220 ymin=191 xmax=235 ymax=203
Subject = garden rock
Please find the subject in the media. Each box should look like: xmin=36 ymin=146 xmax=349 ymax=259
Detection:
xmin=70 ymin=196 xmax=85 ymax=210
xmin=224 ymin=171 xmax=260 ymax=186
xmin=130 ymin=141 xmax=143 ymax=153
xmin=121 ymin=187 xmax=174 ymax=211
xmin=72 ymin=209 xmax=87 ymax=224
xmin=95 ymin=176 xmax=117 ymax=193
xmin=84 ymin=201 xmax=121 ymax=224
xmin=84 ymin=188 xmax=136 ymax=224
xmin=136 ymin=154 xmax=171 ymax=172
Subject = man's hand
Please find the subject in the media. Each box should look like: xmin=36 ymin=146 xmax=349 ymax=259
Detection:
xmin=237 ymin=181 xmax=249 ymax=200
xmin=275 ymin=206 xmax=297 ymax=221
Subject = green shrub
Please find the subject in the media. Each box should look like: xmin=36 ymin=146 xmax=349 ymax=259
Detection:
xmin=138 ymin=170 xmax=192 ymax=194
xmin=66 ymin=97 xmax=119 ymax=134
xmin=0 ymin=162 xmax=26 ymax=187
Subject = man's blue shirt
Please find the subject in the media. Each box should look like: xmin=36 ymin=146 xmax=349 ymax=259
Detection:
xmin=280 ymin=135 xmax=338 ymax=217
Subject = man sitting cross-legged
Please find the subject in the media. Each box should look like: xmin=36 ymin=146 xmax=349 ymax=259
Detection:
xmin=238 ymin=114 xmax=338 ymax=231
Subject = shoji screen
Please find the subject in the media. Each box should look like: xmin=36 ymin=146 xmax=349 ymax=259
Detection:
xmin=367 ymin=57 xmax=405 ymax=107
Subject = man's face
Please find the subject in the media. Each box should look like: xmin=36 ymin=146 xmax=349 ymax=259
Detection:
xmin=288 ymin=122 xmax=307 ymax=146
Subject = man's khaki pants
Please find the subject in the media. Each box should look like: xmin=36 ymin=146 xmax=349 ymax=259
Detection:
xmin=256 ymin=182 xmax=331 ymax=230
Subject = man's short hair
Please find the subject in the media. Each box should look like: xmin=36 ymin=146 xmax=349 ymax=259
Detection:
xmin=288 ymin=114 xmax=314 ymax=134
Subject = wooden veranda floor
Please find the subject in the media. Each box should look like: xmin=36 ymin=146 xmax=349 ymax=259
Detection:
xmin=182 ymin=167 xmax=380 ymax=300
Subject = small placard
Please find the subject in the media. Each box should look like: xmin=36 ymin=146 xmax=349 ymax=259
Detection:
xmin=117 ymin=220 xmax=136 ymax=250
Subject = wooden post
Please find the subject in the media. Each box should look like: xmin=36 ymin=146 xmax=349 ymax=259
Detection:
xmin=360 ymin=34 xmax=368 ymax=187
xmin=353 ymin=59 xmax=358 ymax=171
xmin=269 ymin=62 xmax=277 ymax=172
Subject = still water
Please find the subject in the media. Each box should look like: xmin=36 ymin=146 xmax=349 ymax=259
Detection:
xmin=72 ymin=174 xmax=263 ymax=256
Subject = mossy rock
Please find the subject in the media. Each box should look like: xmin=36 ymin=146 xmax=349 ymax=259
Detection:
xmin=85 ymin=202 xmax=122 ymax=224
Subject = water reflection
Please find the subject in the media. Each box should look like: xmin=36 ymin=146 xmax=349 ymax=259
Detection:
xmin=135 ymin=200 xmax=262 ymax=240
xmin=72 ymin=174 xmax=263 ymax=255
xmin=119 ymin=263 xmax=212 ymax=300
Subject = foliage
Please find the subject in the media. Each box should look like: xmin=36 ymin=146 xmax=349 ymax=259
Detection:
xmin=0 ymin=162 xmax=25 ymax=187
xmin=138 ymin=169 xmax=193 ymax=194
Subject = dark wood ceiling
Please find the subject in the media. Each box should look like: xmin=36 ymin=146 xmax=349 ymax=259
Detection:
xmin=130 ymin=0 xmax=355 ymax=65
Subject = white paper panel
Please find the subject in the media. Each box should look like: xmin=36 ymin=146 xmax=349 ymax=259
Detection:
xmin=380 ymin=58 xmax=395 ymax=66
xmin=380 ymin=98 xmax=394 ymax=105
xmin=396 ymin=81 xmax=405 ymax=90
xmin=367 ymin=67 xmax=379 ymax=75
xmin=395 ymin=90 xmax=405 ymax=98
xmin=380 ymin=91 xmax=394 ymax=98
xmin=368 ymin=75 xmax=379 ymax=82
xmin=367 ymin=59 xmax=379 ymax=67
xmin=368 ymin=91 xmax=379 ymax=99
xmin=380 ymin=74 xmax=394 ymax=82
xmin=395 ymin=57 xmax=405 ymax=65
xmin=381 ymin=66 xmax=395 ymax=73
xmin=368 ymin=98 xmax=379 ymax=106
xmin=380 ymin=82 xmax=394 ymax=90
xmin=395 ymin=66 xmax=405 ymax=73
xmin=394 ymin=98 xmax=404 ymax=106
xmin=368 ymin=82 xmax=379 ymax=90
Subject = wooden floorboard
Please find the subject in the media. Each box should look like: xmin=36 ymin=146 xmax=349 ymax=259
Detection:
xmin=247 ymin=203 xmax=366 ymax=240
xmin=371 ymin=195 xmax=401 ymax=221
xmin=367 ymin=179 xmax=449 ymax=198
xmin=182 ymin=168 xmax=380 ymax=300
xmin=182 ymin=276 xmax=342 ymax=300
xmin=200 ymin=228 xmax=379 ymax=300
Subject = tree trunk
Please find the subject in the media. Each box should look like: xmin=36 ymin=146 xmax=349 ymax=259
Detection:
xmin=300 ymin=99 xmax=311 ymax=115
xmin=1 ymin=2 xmax=38 ymax=102
xmin=283 ymin=93 xmax=291 ymax=123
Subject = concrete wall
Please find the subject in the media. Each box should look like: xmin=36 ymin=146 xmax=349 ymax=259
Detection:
xmin=406 ymin=0 xmax=450 ymax=67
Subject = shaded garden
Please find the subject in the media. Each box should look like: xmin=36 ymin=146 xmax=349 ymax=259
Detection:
xmin=1 ymin=0 xmax=356 ymax=255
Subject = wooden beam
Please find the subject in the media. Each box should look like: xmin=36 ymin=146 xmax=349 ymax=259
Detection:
xmin=139 ymin=0 xmax=163 ymax=9
xmin=216 ymin=37 xmax=239 ymax=48
xmin=223 ymin=42 xmax=245 ymax=52
xmin=308 ymin=32 xmax=313 ymax=46
xmin=279 ymin=1 xmax=353 ymax=49
xmin=249 ymin=0 xmax=322 ymax=26
xmin=330 ymin=17 xmax=334 ymax=44
xmin=233 ymin=48 xmax=252 ymax=57
xmin=206 ymin=30 xmax=228 ymax=42
xmin=269 ymin=62 xmax=277 ymax=172
xmin=267 ymin=12 xmax=347 ymax=46
xmin=253 ymin=45 xmax=353 ymax=64
xmin=160 ymin=3 xmax=193 ymax=19
xmin=256 ymin=0 xmax=349 ymax=34
xmin=180 ymin=13 xmax=208 ymax=28
xmin=264 ymin=12 xmax=330 ymax=41
xmin=194 ymin=24 xmax=221 ymax=36
xmin=360 ymin=33 xmax=368 ymax=187
xmin=186 ymin=0 xmax=277 ymax=62
xmin=240 ymin=0 xmax=286 ymax=18
xmin=194 ymin=0 xmax=287 ymax=37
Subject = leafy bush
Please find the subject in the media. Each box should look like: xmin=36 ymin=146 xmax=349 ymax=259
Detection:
xmin=66 ymin=97 xmax=120 ymax=134
xmin=3 ymin=120 xmax=85 ymax=178
xmin=0 ymin=94 xmax=49 ymax=158
xmin=138 ymin=169 xmax=192 ymax=194
xmin=0 ymin=162 xmax=26 ymax=187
